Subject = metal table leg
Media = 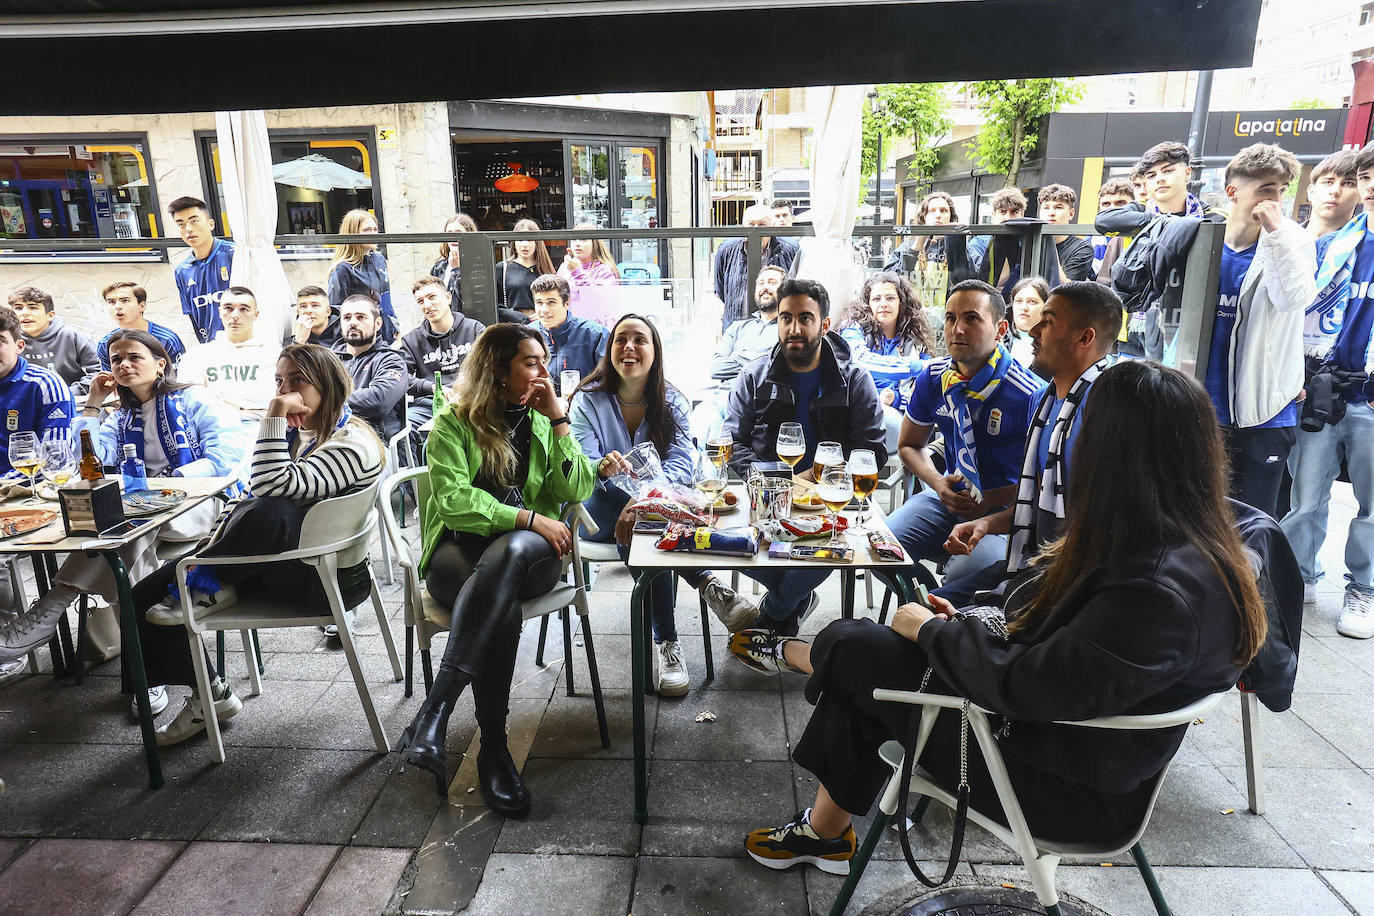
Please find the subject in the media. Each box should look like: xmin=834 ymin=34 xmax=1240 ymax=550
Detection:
xmin=95 ymin=548 xmax=163 ymax=790
xmin=629 ymin=569 xmax=666 ymax=825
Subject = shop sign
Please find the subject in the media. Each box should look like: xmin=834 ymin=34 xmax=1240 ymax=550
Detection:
xmin=377 ymin=126 xmax=397 ymax=151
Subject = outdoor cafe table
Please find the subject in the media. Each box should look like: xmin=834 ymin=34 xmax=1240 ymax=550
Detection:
xmin=624 ymin=486 xmax=919 ymax=824
xmin=3 ymin=476 xmax=237 ymax=790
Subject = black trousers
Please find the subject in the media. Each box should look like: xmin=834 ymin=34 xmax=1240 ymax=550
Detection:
xmin=1224 ymin=424 xmax=1297 ymax=519
xmin=124 ymin=498 xmax=312 ymax=692
xmin=793 ymin=619 xmax=1154 ymax=844
xmin=424 ymin=529 xmax=563 ymax=734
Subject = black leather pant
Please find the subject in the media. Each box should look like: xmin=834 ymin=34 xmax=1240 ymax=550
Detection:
xmin=424 ymin=528 xmax=562 ymax=733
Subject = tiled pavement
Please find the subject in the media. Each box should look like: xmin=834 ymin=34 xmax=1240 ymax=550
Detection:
xmin=1 ymin=485 xmax=1371 ymax=915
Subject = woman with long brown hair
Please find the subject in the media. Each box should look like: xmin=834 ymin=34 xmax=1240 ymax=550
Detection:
xmin=496 ymin=217 xmax=557 ymax=317
xmin=570 ymin=314 xmax=757 ymax=696
xmin=395 ymin=323 xmax=595 ymax=815
xmin=734 ymin=360 xmax=1267 ymax=872
xmin=327 ymin=208 xmax=397 ymax=343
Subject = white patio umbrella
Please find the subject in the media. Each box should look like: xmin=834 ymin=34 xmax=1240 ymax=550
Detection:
xmin=272 ymin=153 xmax=371 ymax=192
xmin=793 ymin=85 xmax=865 ymax=306
xmin=216 ymin=110 xmax=293 ymax=342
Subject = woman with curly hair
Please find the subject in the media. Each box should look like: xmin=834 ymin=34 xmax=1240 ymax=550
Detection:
xmin=839 ymin=271 xmax=935 ymax=452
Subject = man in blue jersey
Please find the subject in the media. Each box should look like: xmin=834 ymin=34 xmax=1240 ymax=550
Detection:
xmin=1204 ymin=143 xmax=1315 ymax=518
xmin=1283 ymin=141 xmax=1374 ymax=640
xmin=97 ymin=282 xmax=186 ymax=370
xmin=888 ymin=279 xmax=1045 ymax=604
xmin=0 ymin=306 xmax=75 ymax=664
xmin=941 ymin=281 xmax=1121 ymax=599
xmin=170 ymin=196 xmax=236 ymax=344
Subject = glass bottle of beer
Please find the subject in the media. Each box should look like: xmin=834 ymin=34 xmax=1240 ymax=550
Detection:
xmin=432 ymin=370 xmax=445 ymax=414
xmin=78 ymin=429 xmax=104 ymax=481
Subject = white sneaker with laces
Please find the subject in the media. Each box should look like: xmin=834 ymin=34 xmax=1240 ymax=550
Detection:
xmin=155 ymin=684 xmax=243 ymax=746
xmin=701 ymin=577 xmax=760 ymax=632
xmin=1304 ymin=582 xmax=1317 ymax=606
xmin=132 ymin=685 xmax=169 ymax=718
xmin=0 ymin=657 xmax=26 ymax=686
xmin=0 ymin=587 xmax=76 ymax=661
xmin=1336 ymin=590 xmax=1374 ymax=639
xmin=145 ymin=586 xmax=238 ymax=626
xmin=655 ymin=640 xmax=690 ymax=697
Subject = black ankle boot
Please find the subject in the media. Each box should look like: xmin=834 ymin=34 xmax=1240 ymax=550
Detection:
xmin=394 ymin=697 xmax=455 ymax=797
xmin=477 ymin=741 xmax=531 ymax=818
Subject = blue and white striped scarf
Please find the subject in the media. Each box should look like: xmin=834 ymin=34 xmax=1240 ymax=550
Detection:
xmin=1307 ymin=212 xmax=1369 ymax=359
xmin=939 ymin=345 xmax=1011 ymax=505
xmin=119 ymin=390 xmax=197 ymax=472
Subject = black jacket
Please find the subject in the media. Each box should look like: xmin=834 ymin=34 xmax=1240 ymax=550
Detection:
xmin=282 ymin=312 xmax=341 ymax=349
xmin=396 ymin=314 xmax=485 ymax=398
xmin=429 ymin=257 xmax=464 ymax=313
xmin=1231 ymin=499 xmax=1304 ymax=712
xmin=334 ymin=341 xmax=408 ymax=439
xmin=915 ymin=540 xmax=1247 ymax=794
xmin=1096 ymin=204 xmax=1204 ymax=360
xmin=723 ymin=331 xmax=887 ymax=477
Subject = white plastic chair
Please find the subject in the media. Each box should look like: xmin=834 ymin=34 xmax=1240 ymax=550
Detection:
xmin=177 ymin=480 xmax=403 ymax=763
xmin=830 ymin=689 xmax=1228 ymax=916
xmin=378 ymin=467 xmax=609 ymax=748
xmin=378 ymin=423 xmax=416 ymax=586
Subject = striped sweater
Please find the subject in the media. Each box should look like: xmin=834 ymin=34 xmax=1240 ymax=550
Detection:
xmin=250 ymin=416 xmax=384 ymax=505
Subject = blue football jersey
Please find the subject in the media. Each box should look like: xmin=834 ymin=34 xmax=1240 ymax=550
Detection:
xmin=173 ymin=237 xmax=235 ymax=344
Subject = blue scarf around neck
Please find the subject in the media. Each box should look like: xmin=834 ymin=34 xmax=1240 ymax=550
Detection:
xmin=939 ymin=344 xmax=1011 ymax=504
xmin=119 ymin=390 xmax=197 ymax=472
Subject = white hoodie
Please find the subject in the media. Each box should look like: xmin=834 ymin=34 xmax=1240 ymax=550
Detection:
xmin=1225 ymin=218 xmax=1316 ymax=428
xmin=178 ymin=333 xmax=278 ymax=416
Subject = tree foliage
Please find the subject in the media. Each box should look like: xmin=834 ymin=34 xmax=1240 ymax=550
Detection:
xmin=1289 ymin=96 xmax=1328 ymax=110
xmin=861 ymin=83 xmax=953 ymax=200
xmin=964 ymin=78 xmax=1083 ymax=187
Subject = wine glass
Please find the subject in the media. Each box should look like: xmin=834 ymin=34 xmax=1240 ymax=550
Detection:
xmin=848 ymin=449 xmax=879 ymax=532
xmin=8 ymin=432 xmax=43 ymax=505
xmin=695 ymin=465 xmax=727 ymax=527
xmin=43 ymin=438 xmax=76 ymax=495
xmin=816 ymin=464 xmax=854 ymax=547
xmin=705 ymin=436 xmax=733 ymax=475
xmin=776 ymin=422 xmax=805 ymax=482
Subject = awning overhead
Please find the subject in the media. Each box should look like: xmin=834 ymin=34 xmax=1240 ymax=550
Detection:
xmin=2 ymin=0 xmax=1261 ymax=116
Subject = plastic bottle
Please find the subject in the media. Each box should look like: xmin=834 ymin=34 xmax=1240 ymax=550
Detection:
xmin=120 ymin=443 xmax=147 ymax=492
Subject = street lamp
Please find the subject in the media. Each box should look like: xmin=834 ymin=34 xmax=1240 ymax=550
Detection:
xmin=867 ymin=89 xmax=887 ymax=265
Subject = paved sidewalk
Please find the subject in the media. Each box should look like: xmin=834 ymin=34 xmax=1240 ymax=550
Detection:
xmin=1 ymin=485 xmax=1371 ymax=915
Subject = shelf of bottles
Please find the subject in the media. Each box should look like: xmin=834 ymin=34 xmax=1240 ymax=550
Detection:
xmin=456 ymin=142 xmax=567 ymax=232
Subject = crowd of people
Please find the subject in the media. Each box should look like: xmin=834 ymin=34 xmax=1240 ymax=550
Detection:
xmin=0 ymin=134 xmax=1368 ymax=879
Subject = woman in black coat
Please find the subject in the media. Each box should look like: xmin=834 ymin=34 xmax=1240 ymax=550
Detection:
xmin=732 ymin=361 xmax=1269 ymax=873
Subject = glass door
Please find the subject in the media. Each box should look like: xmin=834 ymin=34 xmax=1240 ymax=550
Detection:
xmin=617 ymin=144 xmax=660 ymax=267
xmin=569 ymin=143 xmax=611 ymax=229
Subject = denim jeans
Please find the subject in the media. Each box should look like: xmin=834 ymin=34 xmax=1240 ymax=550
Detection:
xmin=581 ymin=484 xmax=710 ymax=643
xmin=1281 ymin=401 xmax=1374 ymax=595
xmin=886 ymin=488 xmax=1010 ymax=605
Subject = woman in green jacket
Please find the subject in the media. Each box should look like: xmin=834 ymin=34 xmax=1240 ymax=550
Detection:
xmin=395 ymin=322 xmax=595 ymax=815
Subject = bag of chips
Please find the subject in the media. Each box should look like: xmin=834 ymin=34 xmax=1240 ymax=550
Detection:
xmin=634 ymin=498 xmax=710 ymax=527
xmin=655 ymin=523 xmax=761 ymax=557
xmin=777 ymin=514 xmax=849 ymax=541
xmin=866 ymin=529 xmax=907 ymax=562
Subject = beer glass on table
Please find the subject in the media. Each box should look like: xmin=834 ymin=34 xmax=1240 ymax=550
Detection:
xmin=816 ymin=464 xmax=854 ymax=547
xmin=848 ymin=449 xmax=879 ymax=532
xmin=775 ymin=423 xmax=805 ymax=482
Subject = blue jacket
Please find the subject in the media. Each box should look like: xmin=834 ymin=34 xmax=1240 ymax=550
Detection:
xmin=173 ymin=237 xmax=235 ymax=344
xmin=98 ymin=321 xmax=186 ymax=371
xmin=537 ymin=315 xmax=609 ymax=385
xmin=570 ymin=386 xmax=697 ymax=489
xmin=72 ymin=386 xmax=250 ymax=484
xmin=329 ymin=250 xmax=398 ymax=344
xmin=0 ymin=357 xmax=74 ymax=477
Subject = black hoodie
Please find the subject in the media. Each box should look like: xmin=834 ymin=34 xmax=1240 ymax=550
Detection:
xmin=282 ymin=311 xmax=342 ymax=349
xmin=395 ymin=313 xmax=485 ymax=397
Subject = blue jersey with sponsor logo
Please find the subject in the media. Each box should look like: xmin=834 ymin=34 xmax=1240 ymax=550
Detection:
xmin=98 ymin=320 xmax=186 ymax=371
xmin=173 ymin=237 xmax=235 ymax=344
xmin=0 ymin=357 xmax=74 ymax=477
xmin=905 ymin=356 xmax=1045 ymax=492
xmin=1332 ymin=233 xmax=1374 ymax=402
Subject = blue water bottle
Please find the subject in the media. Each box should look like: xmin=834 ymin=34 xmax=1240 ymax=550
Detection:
xmin=120 ymin=444 xmax=147 ymax=492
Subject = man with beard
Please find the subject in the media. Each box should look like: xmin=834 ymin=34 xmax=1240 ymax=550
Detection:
xmin=723 ymin=278 xmax=886 ymax=635
xmin=939 ymin=281 xmax=1120 ymax=602
xmin=690 ymin=265 xmax=788 ymax=447
xmin=334 ymin=293 xmax=408 ymax=439
xmin=887 ymin=280 xmax=1045 ymax=604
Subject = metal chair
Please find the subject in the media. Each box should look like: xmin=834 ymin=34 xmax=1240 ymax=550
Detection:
xmin=830 ymin=689 xmax=1228 ymax=916
xmin=379 ymin=467 xmax=610 ymax=749
xmin=176 ymin=480 xmax=403 ymax=763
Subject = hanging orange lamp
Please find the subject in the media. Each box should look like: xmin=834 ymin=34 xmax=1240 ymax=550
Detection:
xmin=494 ymin=161 xmax=539 ymax=193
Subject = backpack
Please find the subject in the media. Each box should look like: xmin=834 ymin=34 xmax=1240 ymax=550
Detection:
xmin=1109 ymin=213 xmax=1171 ymax=314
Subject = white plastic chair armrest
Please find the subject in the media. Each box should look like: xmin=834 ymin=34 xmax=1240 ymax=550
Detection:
xmin=874 ymin=687 xmax=1228 ymax=732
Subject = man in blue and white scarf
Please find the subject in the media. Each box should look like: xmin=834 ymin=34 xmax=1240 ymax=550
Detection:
xmin=1283 ymin=142 xmax=1374 ymax=640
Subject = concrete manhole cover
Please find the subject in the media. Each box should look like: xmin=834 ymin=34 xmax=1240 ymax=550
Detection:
xmin=873 ymin=877 xmax=1108 ymax=916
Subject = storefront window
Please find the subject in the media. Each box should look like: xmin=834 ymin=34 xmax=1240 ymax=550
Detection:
xmin=617 ymin=146 xmax=658 ymax=265
xmin=456 ymin=140 xmax=566 ymax=232
xmin=0 ymin=139 xmax=158 ymax=244
xmin=571 ymin=144 xmax=611 ymax=228
xmin=200 ymin=133 xmax=378 ymax=250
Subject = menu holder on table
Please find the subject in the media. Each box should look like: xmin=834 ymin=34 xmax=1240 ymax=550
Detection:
xmin=58 ymin=479 xmax=125 ymax=537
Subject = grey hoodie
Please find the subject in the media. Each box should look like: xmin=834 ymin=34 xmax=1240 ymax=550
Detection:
xmin=21 ymin=316 xmax=100 ymax=396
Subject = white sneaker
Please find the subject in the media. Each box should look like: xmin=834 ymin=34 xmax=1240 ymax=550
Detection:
xmin=1304 ymin=582 xmax=1317 ymax=605
xmin=655 ymin=640 xmax=690 ymax=697
xmin=701 ymin=577 xmax=760 ymax=632
xmin=1336 ymin=590 xmax=1374 ymax=639
xmin=155 ymin=684 xmax=242 ymax=746
xmin=131 ymin=685 xmax=168 ymax=718
xmin=0 ymin=657 xmax=26 ymax=686
xmin=145 ymin=586 xmax=238 ymax=626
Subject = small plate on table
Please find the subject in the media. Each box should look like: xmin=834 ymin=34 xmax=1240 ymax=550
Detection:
xmin=122 ymin=488 xmax=189 ymax=517
xmin=0 ymin=507 xmax=59 ymax=539
xmin=708 ymin=492 xmax=741 ymax=515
